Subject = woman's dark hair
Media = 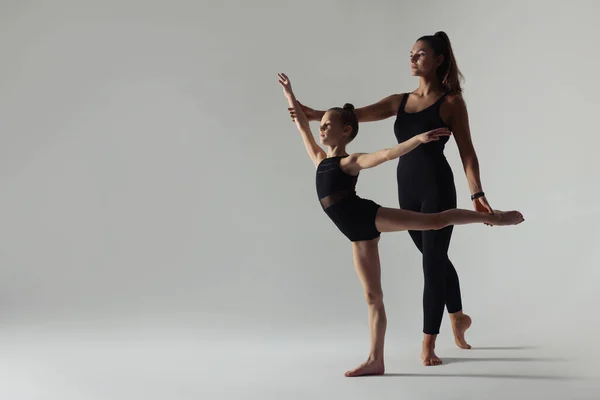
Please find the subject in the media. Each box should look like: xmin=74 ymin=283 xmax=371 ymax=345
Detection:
xmin=418 ymin=31 xmax=464 ymax=95
xmin=328 ymin=103 xmax=359 ymax=142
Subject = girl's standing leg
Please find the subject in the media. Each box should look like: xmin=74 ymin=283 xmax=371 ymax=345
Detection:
xmin=345 ymin=237 xmax=387 ymax=377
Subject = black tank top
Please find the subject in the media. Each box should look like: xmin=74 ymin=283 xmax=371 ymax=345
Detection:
xmin=316 ymin=156 xmax=358 ymax=209
xmin=393 ymin=92 xmax=455 ymax=192
xmin=394 ymin=93 xmax=451 ymax=159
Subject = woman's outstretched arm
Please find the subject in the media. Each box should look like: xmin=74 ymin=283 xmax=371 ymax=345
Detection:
xmin=278 ymin=73 xmax=326 ymax=167
xmin=290 ymin=94 xmax=403 ymax=123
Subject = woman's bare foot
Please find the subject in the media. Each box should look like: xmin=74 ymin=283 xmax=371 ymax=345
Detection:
xmin=490 ymin=210 xmax=524 ymax=226
xmin=421 ymin=335 xmax=443 ymax=366
xmin=344 ymin=357 xmax=385 ymax=377
xmin=450 ymin=312 xmax=472 ymax=349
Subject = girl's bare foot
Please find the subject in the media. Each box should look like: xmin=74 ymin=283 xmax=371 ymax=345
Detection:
xmin=344 ymin=357 xmax=385 ymax=377
xmin=491 ymin=210 xmax=525 ymax=226
xmin=421 ymin=335 xmax=443 ymax=366
xmin=450 ymin=312 xmax=472 ymax=349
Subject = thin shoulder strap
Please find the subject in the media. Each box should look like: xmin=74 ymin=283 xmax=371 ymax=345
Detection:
xmin=432 ymin=92 xmax=449 ymax=112
xmin=438 ymin=92 xmax=449 ymax=104
xmin=398 ymin=93 xmax=409 ymax=113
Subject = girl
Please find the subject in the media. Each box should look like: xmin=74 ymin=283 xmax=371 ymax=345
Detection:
xmin=277 ymin=73 xmax=523 ymax=377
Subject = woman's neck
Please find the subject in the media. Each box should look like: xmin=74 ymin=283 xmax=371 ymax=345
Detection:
xmin=415 ymin=76 xmax=443 ymax=97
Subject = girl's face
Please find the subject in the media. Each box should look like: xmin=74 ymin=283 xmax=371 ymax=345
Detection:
xmin=319 ymin=111 xmax=351 ymax=145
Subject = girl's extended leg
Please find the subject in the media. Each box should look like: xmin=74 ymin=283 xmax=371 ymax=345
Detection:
xmin=375 ymin=206 xmax=522 ymax=366
xmin=375 ymin=207 xmax=523 ymax=233
xmin=345 ymin=237 xmax=387 ymax=378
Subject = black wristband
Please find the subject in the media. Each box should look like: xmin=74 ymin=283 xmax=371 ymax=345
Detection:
xmin=471 ymin=191 xmax=485 ymax=201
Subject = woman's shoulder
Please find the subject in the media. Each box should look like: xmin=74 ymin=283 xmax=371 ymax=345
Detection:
xmin=387 ymin=93 xmax=407 ymax=112
xmin=441 ymin=93 xmax=467 ymax=114
xmin=439 ymin=93 xmax=468 ymax=126
xmin=443 ymin=93 xmax=466 ymax=106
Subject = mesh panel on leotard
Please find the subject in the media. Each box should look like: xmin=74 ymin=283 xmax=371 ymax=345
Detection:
xmin=315 ymin=156 xmax=358 ymax=210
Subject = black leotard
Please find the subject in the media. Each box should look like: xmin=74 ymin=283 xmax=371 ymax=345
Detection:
xmin=316 ymin=156 xmax=381 ymax=242
xmin=394 ymin=93 xmax=463 ymax=335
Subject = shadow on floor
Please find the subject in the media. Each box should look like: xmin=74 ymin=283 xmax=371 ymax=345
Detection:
xmin=442 ymin=356 xmax=568 ymax=364
xmin=380 ymin=373 xmax=580 ymax=381
xmin=471 ymin=346 xmax=538 ymax=351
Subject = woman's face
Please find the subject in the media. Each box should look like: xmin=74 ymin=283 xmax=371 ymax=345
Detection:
xmin=409 ymin=40 xmax=442 ymax=77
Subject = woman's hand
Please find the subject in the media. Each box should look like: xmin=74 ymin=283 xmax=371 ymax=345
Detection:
xmin=473 ymin=195 xmax=494 ymax=226
xmin=416 ymin=128 xmax=451 ymax=143
xmin=288 ymin=101 xmax=318 ymax=122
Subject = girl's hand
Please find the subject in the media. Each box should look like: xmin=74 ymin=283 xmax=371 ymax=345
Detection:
xmin=416 ymin=128 xmax=451 ymax=143
xmin=278 ymin=73 xmax=294 ymax=99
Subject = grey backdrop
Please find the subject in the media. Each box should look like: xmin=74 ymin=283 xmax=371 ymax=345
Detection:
xmin=1 ymin=1 xmax=599 ymax=398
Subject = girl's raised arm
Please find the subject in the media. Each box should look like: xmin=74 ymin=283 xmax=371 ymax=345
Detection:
xmin=278 ymin=73 xmax=326 ymax=167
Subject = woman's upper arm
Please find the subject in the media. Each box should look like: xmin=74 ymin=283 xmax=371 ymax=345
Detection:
xmin=355 ymin=94 xmax=403 ymax=122
xmin=444 ymin=95 xmax=476 ymax=159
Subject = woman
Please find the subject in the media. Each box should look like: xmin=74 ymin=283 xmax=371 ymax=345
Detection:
xmin=291 ymin=32 xmax=493 ymax=366
xmin=278 ymin=72 xmax=523 ymax=377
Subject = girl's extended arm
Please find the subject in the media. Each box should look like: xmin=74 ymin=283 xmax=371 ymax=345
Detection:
xmin=343 ymin=128 xmax=451 ymax=174
xmin=278 ymin=73 xmax=326 ymax=167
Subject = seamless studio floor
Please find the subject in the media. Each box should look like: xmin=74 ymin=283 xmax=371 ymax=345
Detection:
xmin=0 ymin=322 xmax=598 ymax=400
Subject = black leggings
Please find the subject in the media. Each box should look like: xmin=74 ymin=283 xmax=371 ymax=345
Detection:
xmin=398 ymin=173 xmax=462 ymax=335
